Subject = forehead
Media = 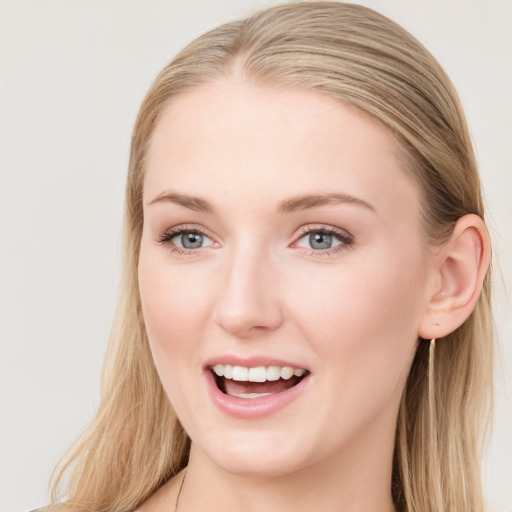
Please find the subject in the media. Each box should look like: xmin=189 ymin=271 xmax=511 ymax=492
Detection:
xmin=144 ymin=79 xmax=420 ymax=219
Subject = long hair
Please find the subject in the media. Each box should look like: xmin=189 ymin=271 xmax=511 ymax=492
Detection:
xmin=50 ymin=3 xmax=493 ymax=511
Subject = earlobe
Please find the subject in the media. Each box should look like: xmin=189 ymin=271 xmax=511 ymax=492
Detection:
xmin=419 ymin=214 xmax=491 ymax=340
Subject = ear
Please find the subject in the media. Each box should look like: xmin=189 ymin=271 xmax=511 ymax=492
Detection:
xmin=419 ymin=214 xmax=491 ymax=340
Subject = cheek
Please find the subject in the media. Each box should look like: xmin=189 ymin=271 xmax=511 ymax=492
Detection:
xmin=282 ymin=255 xmax=425 ymax=452
xmin=137 ymin=246 xmax=217 ymax=424
xmin=137 ymin=247 xmax=213 ymax=365
xmin=287 ymin=250 xmax=425 ymax=391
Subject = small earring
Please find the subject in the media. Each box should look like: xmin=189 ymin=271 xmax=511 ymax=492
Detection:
xmin=427 ymin=338 xmax=438 ymax=471
xmin=428 ymin=338 xmax=436 ymax=397
xmin=429 ymin=338 xmax=436 ymax=369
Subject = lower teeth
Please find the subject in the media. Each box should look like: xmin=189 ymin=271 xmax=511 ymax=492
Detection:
xmin=228 ymin=392 xmax=272 ymax=399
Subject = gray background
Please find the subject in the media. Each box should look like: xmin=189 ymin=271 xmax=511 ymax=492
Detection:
xmin=1 ymin=1 xmax=510 ymax=511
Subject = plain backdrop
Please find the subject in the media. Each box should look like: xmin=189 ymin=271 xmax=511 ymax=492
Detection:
xmin=1 ymin=1 xmax=511 ymax=511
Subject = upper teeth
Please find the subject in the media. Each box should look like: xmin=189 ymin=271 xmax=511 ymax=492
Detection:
xmin=212 ymin=364 xmax=306 ymax=382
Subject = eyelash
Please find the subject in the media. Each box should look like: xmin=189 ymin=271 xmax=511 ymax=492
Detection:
xmin=154 ymin=224 xmax=354 ymax=257
xmin=154 ymin=225 xmax=209 ymax=256
xmin=295 ymin=225 xmax=353 ymax=256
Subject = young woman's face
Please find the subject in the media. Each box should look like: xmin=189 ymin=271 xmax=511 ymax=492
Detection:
xmin=138 ymin=80 xmax=432 ymax=478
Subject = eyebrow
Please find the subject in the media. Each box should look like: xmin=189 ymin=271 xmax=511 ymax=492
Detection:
xmin=147 ymin=191 xmax=375 ymax=214
xmin=277 ymin=193 xmax=375 ymax=214
xmin=148 ymin=192 xmax=214 ymax=213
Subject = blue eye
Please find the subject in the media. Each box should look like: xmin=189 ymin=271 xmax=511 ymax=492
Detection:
xmin=295 ymin=227 xmax=352 ymax=253
xmin=308 ymin=232 xmax=336 ymax=250
xmin=156 ymin=225 xmax=352 ymax=255
xmin=171 ymin=231 xmax=215 ymax=249
xmin=177 ymin=232 xmax=205 ymax=249
xmin=156 ymin=227 xmax=215 ymax=251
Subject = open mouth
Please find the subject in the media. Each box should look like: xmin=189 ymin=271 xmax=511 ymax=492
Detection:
xmin=210 ymin=364 xmax=309 ymax=399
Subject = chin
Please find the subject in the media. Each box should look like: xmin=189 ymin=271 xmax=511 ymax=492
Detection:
xmin=192 ymin=428 xmax=320 ymax=479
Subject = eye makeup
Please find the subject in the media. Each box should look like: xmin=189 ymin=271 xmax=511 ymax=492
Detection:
xmin=154 ymin=223 xmax=354 ymax=257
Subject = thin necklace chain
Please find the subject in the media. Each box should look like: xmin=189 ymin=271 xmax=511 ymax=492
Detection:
xmin=174 ymin=468 xmax=187 ymax=512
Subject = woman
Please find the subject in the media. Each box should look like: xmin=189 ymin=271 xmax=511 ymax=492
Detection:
xmin=47 ymin=2 xmax=493 ymax=511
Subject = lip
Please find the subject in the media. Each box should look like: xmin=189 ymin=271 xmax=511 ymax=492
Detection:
xmin=204 ymin=358 xmax=311 ymax=419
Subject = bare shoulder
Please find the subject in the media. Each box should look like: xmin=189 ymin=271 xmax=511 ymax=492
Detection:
xmin=135 ymin=470 xmax=186 ymax=512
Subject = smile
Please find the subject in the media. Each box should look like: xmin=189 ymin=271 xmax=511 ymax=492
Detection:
xmin=210 ymin=364 xmax=309 ymax=399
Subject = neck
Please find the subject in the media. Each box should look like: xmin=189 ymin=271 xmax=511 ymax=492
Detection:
xmin=178 ymin=430 xmax=397 ymax=512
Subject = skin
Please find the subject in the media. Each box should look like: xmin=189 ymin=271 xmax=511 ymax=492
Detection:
xmin=136 ymin=78 xmax=488 ymax=511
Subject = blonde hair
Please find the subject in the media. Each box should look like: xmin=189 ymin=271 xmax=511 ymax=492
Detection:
xmin=50 ymin=2 xmax=493 ymax=511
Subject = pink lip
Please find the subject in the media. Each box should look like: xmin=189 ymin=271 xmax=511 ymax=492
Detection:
xmin=204 ymin=365 xmax=311 ymax=420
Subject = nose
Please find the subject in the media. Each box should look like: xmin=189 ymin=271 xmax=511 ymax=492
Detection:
xmin=212 ymin=246 xmax=284 ymax=338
